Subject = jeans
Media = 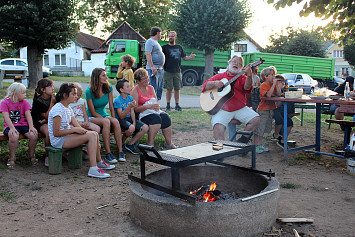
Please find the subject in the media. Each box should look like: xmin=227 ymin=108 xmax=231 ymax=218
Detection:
xmin=147 ymin=68 xmax=164 ymax=100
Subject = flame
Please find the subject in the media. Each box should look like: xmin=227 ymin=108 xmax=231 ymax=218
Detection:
xmin=190 ymin=182 xmax=218 ymax=202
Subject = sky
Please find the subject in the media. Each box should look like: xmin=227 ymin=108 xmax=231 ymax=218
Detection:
xmin=245 ymin=0 xmax=331 ymax=47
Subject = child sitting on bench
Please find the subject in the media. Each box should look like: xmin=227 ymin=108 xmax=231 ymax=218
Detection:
xmin=48 ymin=83 xmax=115 ymax=178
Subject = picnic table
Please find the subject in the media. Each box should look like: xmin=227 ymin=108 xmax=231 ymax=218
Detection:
xmin=263 ymin=95 xmax=355 ymax=159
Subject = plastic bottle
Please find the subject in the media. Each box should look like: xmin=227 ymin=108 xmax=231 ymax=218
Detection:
xmin=345 ymin=82 xmax=350 ymax=101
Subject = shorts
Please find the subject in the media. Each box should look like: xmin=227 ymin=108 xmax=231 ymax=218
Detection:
xmin=330 ymin=104 xmax=339 ymax=113
xmin=118 ymin=117 xmax=146 ymax=131
xmin=254 ymin=110 xmax=273 ymax=136
xmin=211 ymin=107 xmax=259 ymax=128
xmin=164 ymin=72 xmax=182 ymax=90
xmin=273 ymin=109 xmax=293 ymax=127
xmin=4 ymin=126 xmax=29 ymax=135
xmin=141 ymin=112 xmax=171 ymax=129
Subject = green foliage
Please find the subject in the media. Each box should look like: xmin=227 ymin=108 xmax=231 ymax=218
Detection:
xmin=344 ymin=43 xmax=355 ymax=67
xmin=267 ymin=0 xmax=354 ymax=45
xmin=264 ymin=27 xmax=326 ymax=57
xmin=0 ymin=0 xmax=78 ymax=52
xmin=280 ymin=183 xmax=298 ymax=189
xmin=0 ymin=0 xmax=79 ymax=88
xmin=172 ymin=0 xmax=250 ymax=52
xmin=171 ymin=0 xmax=250 ymax=78
xmin=77 ymin=0 xmax=171 ymax=39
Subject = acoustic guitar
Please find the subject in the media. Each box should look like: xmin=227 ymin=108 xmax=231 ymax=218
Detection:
xmin=200 ymin=58 xmax=265 ymax=115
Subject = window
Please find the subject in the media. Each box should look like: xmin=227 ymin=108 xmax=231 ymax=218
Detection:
xmin=333 ymin=50 xmax=343 ymax=58
xmin=16 ymin=60 xmax=27 ymax=67
xmin=112 ymin=41 xmax=126 ymax=53
xmin=1 ymin=60 xmax=14 ymax=66
xmin=43 ymin=55 xmax=49 ymax=65
xmin=234 ymin=44 xmax=247 ymax=52
xmin=55 ymin=54 xmax=66 ymax=66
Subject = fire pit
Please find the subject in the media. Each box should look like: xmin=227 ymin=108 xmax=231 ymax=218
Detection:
xmin=130 ymin=165 xmax=279 ymax=237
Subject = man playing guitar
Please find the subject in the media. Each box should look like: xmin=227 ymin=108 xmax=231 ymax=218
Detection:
xmin=202 ymin=55 xmax=260 ymax=142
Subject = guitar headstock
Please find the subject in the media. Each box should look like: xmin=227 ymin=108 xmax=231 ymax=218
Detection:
xmin=251 ymin=58 xmax=265 ymax=68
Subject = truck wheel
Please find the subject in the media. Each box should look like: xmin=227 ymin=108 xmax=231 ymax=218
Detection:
xmin=182 ymin=71 xmax=198 ymax=86
xmin=309 ymin=87 xmax=314 ymax=95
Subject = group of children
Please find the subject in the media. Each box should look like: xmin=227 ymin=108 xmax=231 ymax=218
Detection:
xmin=0 ymin=55 xmax=149 ymax=178
xmin=251 ymin=66 xmax=295 ymax=153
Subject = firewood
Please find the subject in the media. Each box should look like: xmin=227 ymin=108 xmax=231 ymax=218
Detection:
xmin=277 ymin=218 xmax=314 ymax=223
xmin=292 ymin=229 xmax=300 ymax=237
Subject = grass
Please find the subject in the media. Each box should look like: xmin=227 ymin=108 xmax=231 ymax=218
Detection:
xmin=280 ymin=183 xmax=299 ymax=189
xmin=0 ymin=191 xmax=16 ymax=201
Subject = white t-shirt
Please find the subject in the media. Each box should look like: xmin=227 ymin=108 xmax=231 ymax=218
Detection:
xmin=69 ymin=98 xmax=86 ymax=122
xmin=48 ymin=102 xmax=74 ymax=148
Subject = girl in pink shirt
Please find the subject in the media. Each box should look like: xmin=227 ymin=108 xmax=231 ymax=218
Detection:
xmin=0 ymin=83 xmax=38 ymax=169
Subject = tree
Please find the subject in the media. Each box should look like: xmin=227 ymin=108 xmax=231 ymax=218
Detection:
xmin=171 ymin=0 xmax=250 ymax=79
xmin=344 ymin=43 xmax=355 ymax=67
xmin=264 ymin=27 xmax=326 ymax=58
xmin=267 ymin=0 xmax=354 ymax=45
xmin=0 ymin=0 xmax=78 ymax=88
xmin=77 ymin=0 xmax=171 ymax=39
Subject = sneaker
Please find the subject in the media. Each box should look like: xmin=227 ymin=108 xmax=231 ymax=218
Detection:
xmin=88 ymin=167 xmax=110 ymax=178
xmin=272 ymin=133 xmax=282 ymax=141
xmin=97 ymin=161 xmax=115 ymax=170
xmin=175 ymin=105 xmax=182 ymax=111
xmin=256 ymin=145 xmax=263 ymax=154
xmin=125 ymin=144 xmax=139 ymax=155
xmin=276 ymin=139 xmax=288 ymax=149
xmin=118 ymin=152 xmax=126 ymax=162
xmin=44 ymin=157 xmax=49 ymax=167
xmin=105 ymin=153 xmax=118 ymax=164
xmin=166 ymin=104 xmax=171 ymax=111
xmin=260 ymin=145 xmax=269 ymax=152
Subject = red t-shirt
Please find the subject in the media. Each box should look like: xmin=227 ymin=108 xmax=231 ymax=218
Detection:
xmin=257 ymin=82 xmax=277 ymax=111
xmin=202 ymin=72 xmax=252 ymax=111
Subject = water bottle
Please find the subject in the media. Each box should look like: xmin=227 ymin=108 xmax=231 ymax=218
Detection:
xmin=345 ymin=82 xmax=350 ymax=101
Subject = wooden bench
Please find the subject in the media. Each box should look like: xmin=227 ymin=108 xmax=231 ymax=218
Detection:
xmin=325 ymin=120 xmax=355 ymax=149
xmin=0 ymin=132 xmax=82 ymax=174
xmin=45 ymin=146 xmax=83 ymax=174
xmin=0 ymin=69 xmax=27 ymax=88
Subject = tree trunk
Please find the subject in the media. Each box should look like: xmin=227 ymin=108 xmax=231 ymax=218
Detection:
xmin=27 ymin=46 xmax=43 ymax=89
xmin=203 ymin=48 xmax=215 ymax=81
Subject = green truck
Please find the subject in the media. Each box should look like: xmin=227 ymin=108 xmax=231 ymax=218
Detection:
xmin=242 ymin=52 xmax=335 ymax=87
xmin=105 ymin=39 xmax=230 ymax=86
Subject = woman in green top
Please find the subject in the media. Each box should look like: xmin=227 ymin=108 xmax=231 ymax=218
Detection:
xmin=86 ymin=68 xmax=125 ymax=163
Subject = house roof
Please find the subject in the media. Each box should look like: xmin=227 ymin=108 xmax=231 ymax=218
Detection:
xmin=245 ymin=34 xmax=263 ymax=51
xmin=323 ymin=40 xmax=334 ymax=51
xmin=0 ymin=44 xmax=5 ymax=51
xmin=75 ymin=32 xmax=104 ymax=50
xmin=93 ymin=21 xmax=146 ymax=53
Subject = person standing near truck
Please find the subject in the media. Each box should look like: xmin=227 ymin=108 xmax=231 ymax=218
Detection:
xmin=162 ymin=31 xmax=196 ymax=111
xmin=145 ymin=27 xmax=165 ymax=101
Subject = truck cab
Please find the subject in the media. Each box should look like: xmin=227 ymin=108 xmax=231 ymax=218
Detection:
xmin=105 ymin=39 xmax=143 ymax=78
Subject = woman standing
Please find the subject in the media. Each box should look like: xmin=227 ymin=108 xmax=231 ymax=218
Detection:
xmin=131 ymin=68 xmax=176 ymax=148
xmin=86 ymin=68 xmax=125 ymax=163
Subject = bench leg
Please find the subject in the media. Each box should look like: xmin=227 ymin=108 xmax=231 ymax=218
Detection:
xmin=48 ymin=151 xmax=62 ymax=174
xmin=68 ymin=146 xmax=83 ymax=169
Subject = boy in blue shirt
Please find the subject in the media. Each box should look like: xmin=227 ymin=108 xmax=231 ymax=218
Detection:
xmin=114 ymin=79 xmax=149 ymax=155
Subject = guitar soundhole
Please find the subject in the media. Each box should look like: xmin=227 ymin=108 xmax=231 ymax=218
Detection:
xmin=209 ymin=91 xmax=214 ymax=100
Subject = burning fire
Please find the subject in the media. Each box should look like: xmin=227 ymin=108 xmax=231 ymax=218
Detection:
xmin=190 ymin=182 xmax=218 ymax=202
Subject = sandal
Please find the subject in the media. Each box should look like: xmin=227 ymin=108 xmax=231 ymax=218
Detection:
xmin=167 ymin=143 xmax=177 ymax=149
xmin=7 ymin=160 xmax=15 ymax=169
xmin=30 ymin=157 xmax=38 ymax=166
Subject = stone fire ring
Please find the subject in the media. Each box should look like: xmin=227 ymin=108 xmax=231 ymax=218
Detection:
xmin=130 ymin=165 xmax=279 ymax=237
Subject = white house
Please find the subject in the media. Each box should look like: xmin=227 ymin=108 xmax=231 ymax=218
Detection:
xmin=231 ymin=35 xmax=263 ymax=57
xmin=20 ymin=32 xmax=104 ymax=76
xmin=324 ymin=40 xmax=354 ymax=77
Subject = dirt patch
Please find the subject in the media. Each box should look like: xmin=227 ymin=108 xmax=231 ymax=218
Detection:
xmin=0 ymin=119 xmax=354 ymax=236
